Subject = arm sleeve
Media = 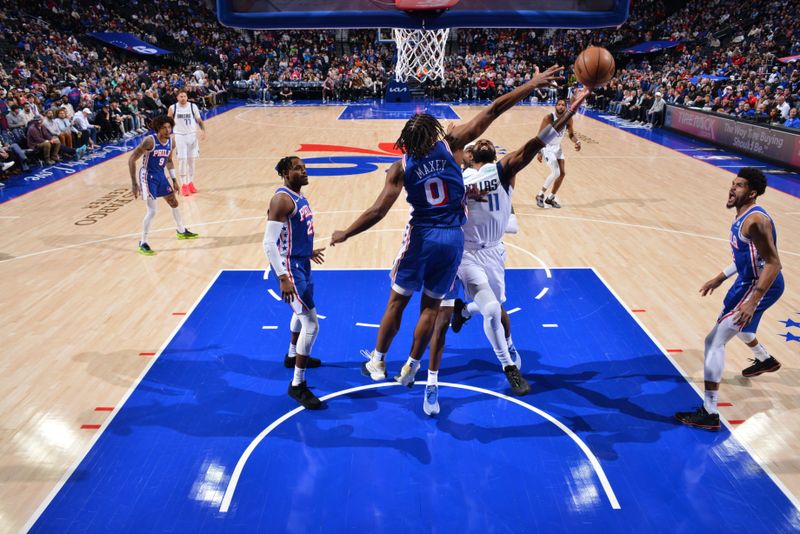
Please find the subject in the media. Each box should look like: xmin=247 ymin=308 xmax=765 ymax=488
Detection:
xmin=263 ymin=220 xmax=288 ymax=276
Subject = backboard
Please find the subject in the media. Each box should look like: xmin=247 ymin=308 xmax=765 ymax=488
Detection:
xmin=217 ymin=1 xmax=631 ymax=30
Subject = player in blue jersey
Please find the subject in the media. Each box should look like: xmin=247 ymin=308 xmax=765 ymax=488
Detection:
xmin=129 ymin=115 xmax=198 ymax=255
xmin=264 ymin=156 xmax=326 ymax=409
xmin=330 ymin=64 xmax=563 ymax=393
xmin=676 ymin=168 xmax=784 ymax=431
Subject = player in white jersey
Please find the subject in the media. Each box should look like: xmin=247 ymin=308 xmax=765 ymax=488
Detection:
xmin=535 ymin=99 xmax=581 ymax=209
xmin=167 ymin=89 xmax=206 ymax=197
xmin=422 ymin=89 xmax=589 ymax=414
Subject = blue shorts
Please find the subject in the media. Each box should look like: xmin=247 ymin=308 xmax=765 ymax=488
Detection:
xmin=718 ymin=274 xmax=784 ymax=333
xmin=391 ymin=225 xmax=463 ymax=299
xmin=442 ymin=277 xmax=463 ymax=306
xmin=140 ymin=170 xmax=175 ymax=199
xmin=274 ymin=258 xmax=315 ymax=313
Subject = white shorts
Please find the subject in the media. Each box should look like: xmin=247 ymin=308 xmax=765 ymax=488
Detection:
xmin=457 ymin=243 xmax=506 ymax=304
xmin=543 ymin=146 xmax=563 ymax=171
xmin=174 ymin=133 xmax=199 ymax=159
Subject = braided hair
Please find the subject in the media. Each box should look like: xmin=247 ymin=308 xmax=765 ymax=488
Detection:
xmin=395 ymin=113 xmax=445 ymax=159
xmin=275 ymin=156 xmax=297 ymax=178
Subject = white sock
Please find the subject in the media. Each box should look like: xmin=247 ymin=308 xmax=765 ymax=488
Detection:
xmin=427 ymin=369 xmax=438 ymax=386
xmin=704 ymin=390 xmax=719 ymax=415
xmin=288 ymin=343 xmax=297 ymax=358
xmin=750 ymin=343 xmax=769 ymax=362
xmin=372 ymin=350 xmax=386 ymax=362
xmin=292 ymin=366 xmax=305 ymax=386
xmin=171 ymin=207 xmax=186 ymax=233
xmin=406 ymin=357 xmax=420 ymax=373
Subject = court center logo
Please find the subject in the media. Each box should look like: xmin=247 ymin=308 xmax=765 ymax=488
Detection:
xmin=297 ymin=142 xmax=507 ymax=175
xmin=297 ymin=143 xmax=401 ymax=175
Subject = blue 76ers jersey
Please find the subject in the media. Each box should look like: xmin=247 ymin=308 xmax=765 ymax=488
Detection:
xmin=144 ymin=134 xmax=171 ymax=176
xmin=402 ymin=140 xmax=466 ymax=228
xmin=274 ymin=187 xmax=314 ymax=259
xmin=730 ymin=205 xmax=778 ymax=282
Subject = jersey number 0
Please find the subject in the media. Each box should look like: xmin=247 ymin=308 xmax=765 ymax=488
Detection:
xmin=424 ymin=177 xmax=449 ymax=207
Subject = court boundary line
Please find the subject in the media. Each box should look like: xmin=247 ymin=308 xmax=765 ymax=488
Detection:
xmin=590 ymin=267 xmax=800 ymax=511
xmin=21 ymin=270 xmax=224 ymax=532
xmin=218 ymin=380 xmax=621 ymax=513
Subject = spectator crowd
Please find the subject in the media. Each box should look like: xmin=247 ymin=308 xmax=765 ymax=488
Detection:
xmin=1 ymin=0 xmax=799 ymax=182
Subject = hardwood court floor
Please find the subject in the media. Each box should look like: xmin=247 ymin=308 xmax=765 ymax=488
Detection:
xmin=0 ymin=103 xmax=798 ymax=531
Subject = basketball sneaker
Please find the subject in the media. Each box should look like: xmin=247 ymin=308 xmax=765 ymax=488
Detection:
xmin=138 ymin=242 xmax=156 ymax=256
xmin=188 ymin=182 xmax=198 ymax=193
xmin=284 ymin=354 xmax=322 ymax=368
xmin=395 ymin=363 xmax=418 ymax=388
xmin=360 ymin=350 xmax=387 ymax=381
xmin=545 ymin=195 xmax=561 ymax=208
xmin=451 ymin=298 xmax=471 ymax=333
xmin=508 ymin=343 xmax=522 ymax=370
xmin=536 ymin=192 xmax=545 ymax=208
xmin=675 ymin=406 xmax=720 ymax=431
xmin=741 ymin=356 xmax=781 ymax=377
xmin=181 ymin=184 xmax=191 ymax=196
xmin=288 ymin=381 xmax=322 ymax=409
xmin=423 ymin=385 xmax=440 ymax=416
xmin=503 ymin=365 xmax=531 ymax=396
xmin=177 ymin=229 xmax=199 ymax=240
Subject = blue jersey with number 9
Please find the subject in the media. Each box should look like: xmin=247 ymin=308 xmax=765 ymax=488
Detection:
xmin=402 ymin=140 xmax=466 ymax=228
xmin=144 ymin=134 xmax=171 ymax=177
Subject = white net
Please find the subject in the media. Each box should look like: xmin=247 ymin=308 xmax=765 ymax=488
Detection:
xmin=392 ymin=28 xmax=450 ymax=82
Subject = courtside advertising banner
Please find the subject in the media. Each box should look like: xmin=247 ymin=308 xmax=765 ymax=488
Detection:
xmin=666 ymin=105 xmax=800 ymax=170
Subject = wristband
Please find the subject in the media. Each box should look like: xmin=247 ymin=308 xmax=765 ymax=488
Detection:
xmin=169 ymin=168 xmax=176 ymax=180
xmin=722 ymin=263 xmax=737 ymax=278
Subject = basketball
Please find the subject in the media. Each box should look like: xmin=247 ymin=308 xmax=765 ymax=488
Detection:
xmin=573 ymin=46 xmax=615 ymax=88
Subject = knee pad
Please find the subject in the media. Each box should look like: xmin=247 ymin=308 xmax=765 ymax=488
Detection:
xmin=296 ymin=309 xmax=319 ymax=355
xmin=736 ymin=331 xmax=756 ymax=344
xmin=289 ymin=313 xmax=302 ymax=334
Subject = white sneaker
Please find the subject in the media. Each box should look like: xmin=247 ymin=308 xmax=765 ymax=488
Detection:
xmin=360 ymin=350 xmax=387 ymax=381
xmin=395 ymin=363 xmax=418 ymax=388
xmin=1 ymin=161 xmax=14 ymax=171
xmin=423 ymin=385 xmax=440 ymax=416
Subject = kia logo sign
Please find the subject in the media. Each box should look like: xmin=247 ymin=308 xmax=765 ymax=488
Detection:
xmin=388 ymin=87 xmax=408 ymax=93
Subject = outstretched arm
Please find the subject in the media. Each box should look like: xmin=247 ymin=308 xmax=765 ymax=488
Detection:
xmin=446 ymin=65 xmax=563 ymax=151
xmin=330 ymin=160 xmax=404 ymax=245
xmin=500 ymin=88 xmax=590 ymax=183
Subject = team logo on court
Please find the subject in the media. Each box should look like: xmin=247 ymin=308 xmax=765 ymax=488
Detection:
xmin=297 ymin=143 xmax=401 ymax=176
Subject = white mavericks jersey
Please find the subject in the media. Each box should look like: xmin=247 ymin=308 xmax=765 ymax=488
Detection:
xmin=463 ymin=163 xmax=511 ymax=249
xmin=543 ymin=111 xmax=565 ymax=152
xmin=171 ymin=102 xmax=201 ymax=135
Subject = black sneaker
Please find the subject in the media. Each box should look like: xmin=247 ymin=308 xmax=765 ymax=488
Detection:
xmin=288 ymin=381 xmax=322 ymax=409
xmin=177 ymin=229 xmax=199 ymax=240
xmin=536 ymin=192 xmax=545 ymax=208
xmin=138 ymin=242 xmax=156 ymax=256
xmin=675 ymin=406 xmax=720 ymax=431
xmin=451 ymin=298 xmax=471 ymax=333
xmin=544 ymin=195 xmax=561 ymax=208
xmin=503 ymin=365 xmax=531 ymax=396
xmin=742 ymin=356 xmax=781 ymax=378
xmin=284 ymin=354 xmax=322 ymax=368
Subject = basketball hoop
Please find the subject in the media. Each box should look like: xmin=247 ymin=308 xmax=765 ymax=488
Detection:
xmin=392 ymin=27 xmax=450 ymax=82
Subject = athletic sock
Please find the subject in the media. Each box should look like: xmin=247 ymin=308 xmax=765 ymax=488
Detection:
xmin=292 ymin=366 xmax=305 ymax=387
xmin=427 ymin=369 xmax=438 ymax=386
xmin=703 ymin=390 xmax=719 ymax=415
